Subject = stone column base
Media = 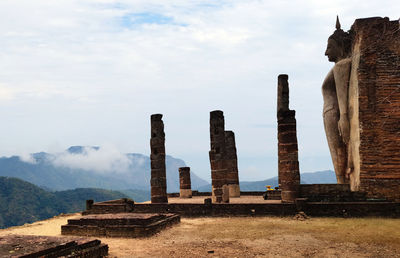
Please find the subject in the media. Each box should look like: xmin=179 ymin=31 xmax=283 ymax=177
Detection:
xmin=179 ymin=189 xmax=192 ymax=198
xmin=281 ymin=190 xmax=298 ymax=203
xmin=229 ymin=184 xmax=240 ymax=198
xmin=222 ymin=185 xmax=230 ymax=203
xmin=212 ymin=186 xmax=221 ymax=203
xmin=212 ymin=186 xmax=230 ymax=203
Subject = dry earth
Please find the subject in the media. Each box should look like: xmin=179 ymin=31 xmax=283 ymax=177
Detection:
xmin=0 ymin=214 xmax=399 ymax=257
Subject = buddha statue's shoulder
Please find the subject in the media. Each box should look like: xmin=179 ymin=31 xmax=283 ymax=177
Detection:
xmin=335 ymin=57 xmax=352 ymax=67
xmin=333 ymin=58 xmax=352 ymax=78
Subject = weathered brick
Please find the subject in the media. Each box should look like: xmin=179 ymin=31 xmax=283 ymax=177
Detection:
xmin=351 ymin=17 xmax=400 ymax=201
xmin=150 ymin=114 xmax=168 ymax=203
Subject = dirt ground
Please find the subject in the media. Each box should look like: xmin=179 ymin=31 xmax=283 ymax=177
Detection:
xmin=1 ymin=214 xmax=399 ymax=258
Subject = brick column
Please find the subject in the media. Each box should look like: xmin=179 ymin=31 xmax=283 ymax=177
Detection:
xmin=209 ymin=110 xmax=229 ymax=203
xmin=348 ymin=17 xmax=400 ymax=201
xmin=179 ymin=167 xmax=192 ymax=198
xmin=277 ymin=74 xmax=300 ymax=203
xmin=225 ymin=130 xmax=240 ymax=197
xmin=150 ymin=114 xmax=168 ymax=203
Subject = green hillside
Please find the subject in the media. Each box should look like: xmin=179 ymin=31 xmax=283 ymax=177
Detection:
xmin=0 ymin=177 xmax=129 ymax=229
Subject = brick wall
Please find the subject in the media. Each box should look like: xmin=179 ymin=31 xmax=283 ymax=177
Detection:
xmin=352 ymin=17 xmax=400 ymax=200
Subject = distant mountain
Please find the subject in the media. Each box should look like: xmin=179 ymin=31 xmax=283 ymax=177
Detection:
xmin=0 ymin=176 xmax=129 ymax=228
xmin=198 ymin=170 xmax=337 ymax=192
xmin=114 ymin=189 xmax=150 ymax=203
xmin=300 ymin=170 xmax=337 ymax=184
xmin=0 ymin=146 xmax=208 ymax=193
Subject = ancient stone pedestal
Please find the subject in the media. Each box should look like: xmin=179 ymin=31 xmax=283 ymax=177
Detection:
xmin=277 ymin=74 xmax=300 ymax=203
xmin=179 ymin=167 xmax=192 ymax=198
xmin=62 ymin=213 xmax=180 ymax=238
xmin=150 ymin=114 xmax=168 ymax=204
xmin=225 ymin=130 xmax=240 ymax=197
xmin=209 ymin=110 xmax=229 ymax=203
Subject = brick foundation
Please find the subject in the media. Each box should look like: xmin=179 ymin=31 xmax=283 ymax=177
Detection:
xmin=62 ymin=213 xmax=180 ymax=238
xmin=0 ymin=235 xmax=108 ymax=257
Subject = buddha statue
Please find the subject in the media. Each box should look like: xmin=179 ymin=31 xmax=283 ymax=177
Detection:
xmin=322 ymin=16 xmax=353 ymax=183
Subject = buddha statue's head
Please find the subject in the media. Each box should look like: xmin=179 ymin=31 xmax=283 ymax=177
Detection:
xmin=325 ymin=16 xmax=352 ymax=63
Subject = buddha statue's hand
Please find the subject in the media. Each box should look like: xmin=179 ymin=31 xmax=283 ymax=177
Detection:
xmin=338 ymin=116 xmax=350 ymax=144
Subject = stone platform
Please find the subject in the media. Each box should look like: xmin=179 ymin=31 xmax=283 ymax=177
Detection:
xmin=62 ymin=213 xmax=180 ymax=238
xmin=82 ymin=194 xmax=400 ymax=218
xmin=0 ymin=235 xmax=108 ymax=257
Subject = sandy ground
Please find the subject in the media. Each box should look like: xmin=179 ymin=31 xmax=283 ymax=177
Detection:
xmin=1 ymin=214 xmax=399 ymax=257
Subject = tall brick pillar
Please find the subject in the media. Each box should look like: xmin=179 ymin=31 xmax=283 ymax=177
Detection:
xmin=277 ymin=74 xmax=300 ymax=203
xmin=150 ymin=114 xmax=168 ymax=203
xmin=179 ymin=167 xmax=192 ymax=198
xmin=209 ymin=110 xmax=229 ymax=203
xmin=225 ymin=131 xmax=240 ymax=197
xmin=347 ymin=17 xmax=400 ymax=201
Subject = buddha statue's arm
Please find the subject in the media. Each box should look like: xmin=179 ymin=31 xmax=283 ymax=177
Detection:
xmin=333 ymin=58 xmax=352 ymax=144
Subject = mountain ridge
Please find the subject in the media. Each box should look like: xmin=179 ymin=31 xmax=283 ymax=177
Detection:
xmin=198 ymin=170 xmax=337 ymax=192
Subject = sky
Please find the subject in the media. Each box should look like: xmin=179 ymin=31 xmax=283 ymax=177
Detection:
xmin=0 ymin=0 xmax=398 ymax=181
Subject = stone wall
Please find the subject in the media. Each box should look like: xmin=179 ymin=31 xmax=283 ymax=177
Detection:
xmin=299 ymin=184 xmax=366 ymax=202
xmin=132 ymin=202 xmax=400 ymax=217
xmin=349 ymin=17 xmax=400 ymax=201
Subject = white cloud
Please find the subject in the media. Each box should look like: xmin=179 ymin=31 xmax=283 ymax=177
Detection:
xmin=51 ymin=145 xmax=132 ymax=173
xmin=0 ymin=84 xmax=16 ymax=102
xmin=0 ymin=0 xmax=398 ymax=180
xmin=129 ymin=154 xmax=147 ymax=166
xmin=18 ymin=153 xmax=37 ymax=164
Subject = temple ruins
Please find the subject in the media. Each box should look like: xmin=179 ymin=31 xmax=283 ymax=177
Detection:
xmin=277 ymin=74 xmax=300 ymax=203
xmin=150 ymin=114 xmax=168 ymax=203
xmin=66 ymin=17 xmax=399 ymax=230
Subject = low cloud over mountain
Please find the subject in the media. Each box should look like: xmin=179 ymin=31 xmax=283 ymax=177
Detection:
xmin=0 ymin=146 xmax=208 ymax=193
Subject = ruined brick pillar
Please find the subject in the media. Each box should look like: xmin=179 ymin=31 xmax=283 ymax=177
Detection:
xmin=179 ymin=167 xmax=192 ymax=198
xmin=150 ymin=114 xmax=168 ymax=203
xmin=225 ymin=131 xmax=240 ymax=197
xmin=277 ymin=74 xmax=300 ymax=203
xmin=209 ymin=110 xmax=229 ymax=203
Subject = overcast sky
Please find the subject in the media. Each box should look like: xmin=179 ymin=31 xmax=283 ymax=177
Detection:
xmin=0 ymin=0 xmax=398 ymax=181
